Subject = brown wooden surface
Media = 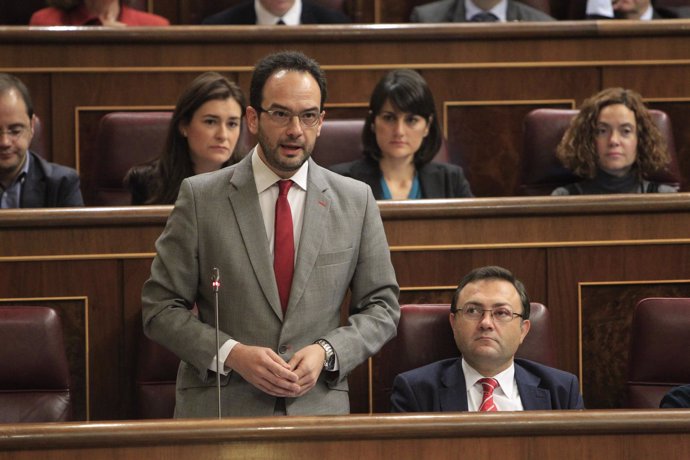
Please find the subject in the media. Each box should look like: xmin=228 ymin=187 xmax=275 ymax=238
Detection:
xmin=2 ymin=22 xmax=690 ymax=199
xmin=2 ymin=195 xmax=690 ymax=419
xmin=0 ymin=411 xmax=689 ymax=459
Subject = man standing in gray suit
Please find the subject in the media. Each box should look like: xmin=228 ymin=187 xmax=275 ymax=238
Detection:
xmin=411 ymin=0 xmax=554 ymax=22
xmin=142 ymin=51 xmax=400 ymax=417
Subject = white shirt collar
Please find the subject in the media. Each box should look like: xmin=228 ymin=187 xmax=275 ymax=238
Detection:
xmin=465 ymin=0 xmax=508 ymax=22
xmin=255 ymin=0 xmax=302 ymax=25
xmin=462 ymin=357 xmax=517 ymax=400
xmin=639 ymin=5 xmax=653 ymax=20
xmin=251 ymin=146 xmax=309 ymax=194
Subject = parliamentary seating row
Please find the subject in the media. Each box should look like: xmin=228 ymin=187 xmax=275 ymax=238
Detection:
xmin=0 ymin=0 xmax=621 ymax=25
xmin=131 ymin=299 xmax=690 ymax=419
xmin=82 ymin=107 xmax=682 ymax=206
xmin=6 ymin=0 xmax=689 ymax=25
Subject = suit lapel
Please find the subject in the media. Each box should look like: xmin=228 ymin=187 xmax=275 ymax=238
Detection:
xmin=21 ymin=153 xmax=46 ymax=208
xmin=227 ymin=155 xmax=283 ymax=320
xmin=439 ymin=359 xmax=469 ymax=411
xmin=286 ymin=159 xmax=329 ymax=315
xmin=417 ymin=164 xmax=442 ymax=199
xmin=515 ymin=362 xmax=552 ymax=410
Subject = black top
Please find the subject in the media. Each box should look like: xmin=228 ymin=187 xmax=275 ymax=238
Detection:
xmin=551 ymin=169 xmax=676 ymax=195
xmin=202 ymin=0 xmax=351 ymax=24
xmin=329 ymin=157 xmax=473 ymax=199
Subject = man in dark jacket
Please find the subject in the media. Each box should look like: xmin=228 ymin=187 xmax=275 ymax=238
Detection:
xmin=0 ymin=73 xmax=83 ymax=208
xmin=203 ymin=0 xmax=350 ymax=25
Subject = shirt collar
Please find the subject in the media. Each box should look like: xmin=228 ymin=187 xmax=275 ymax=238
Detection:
xmin=465 ymin=0 xmax=508 ymax=22
xmin=251 ymin=146 xmax=309 ymax=194
xmin=462 ymin=357 xmax=517 ymax=397
xmin=640 ymin=5 xmax=653 ymax=20
xmin=255 ymin=0 xmax=302 ymax=25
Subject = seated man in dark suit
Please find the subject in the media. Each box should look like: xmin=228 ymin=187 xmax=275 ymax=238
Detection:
xmin=660 ymin=384 xmax=690 ymax=408
xmin=391 ymin=265 xmax=584 ymax=412
xmin=202 ymin=0 xmax=350 ymax=25
xmin=0 ymin=74 xmax=83 ymax=208
xmin=585 ymin=0 xmax=690 ymax=19
xmin=411 ymin=0 xmax=555 ymax=22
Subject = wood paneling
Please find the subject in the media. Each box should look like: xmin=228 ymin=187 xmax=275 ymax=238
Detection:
xmin=1 ymin=411 xmax=689 ymax=459
xmin=2 ymin=23 xmax=690 ymax=200
xmin=3 ymin=195 xmax=690 ymax=418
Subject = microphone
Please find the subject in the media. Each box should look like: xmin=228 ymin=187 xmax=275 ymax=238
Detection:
xmin=212 ymin=267 xmax=221 ymax=419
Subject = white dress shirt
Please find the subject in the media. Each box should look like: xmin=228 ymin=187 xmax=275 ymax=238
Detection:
xmin=465 ymin=0 xmax=508 ymax=22
xmin=210 ymin=147 xmax=308 ymax=373
xmin=462 ymin=358 xmax=525 ymax=411
xmin=255 ymin=0 xmax=303 ymax=25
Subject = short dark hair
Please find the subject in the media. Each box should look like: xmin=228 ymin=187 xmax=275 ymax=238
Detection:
xmin=249 ymin=51 xmax=327 ymax=111
xmin=0 ymin=73 xmax=34 ymax=118
xmin=362 ymin=69 xmax=442 ymax=168
xmin=450 ymin=266 xmax=530 ymax=320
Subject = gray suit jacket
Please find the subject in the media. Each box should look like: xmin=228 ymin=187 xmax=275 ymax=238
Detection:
xmin=142 ymin=152 xmax=400 ymax=417
xmin=411 ymin=0 xmax=555 ymax=22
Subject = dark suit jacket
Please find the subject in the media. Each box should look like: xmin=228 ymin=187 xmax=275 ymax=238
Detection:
xmin=20 ymin=151 xmax=83 ymax=208
xmin=660 ymin=384 xmax=690 ymax=408
xmin=391 ymin=358 xmax=584 ymax=412
xmin=202 ymin=0 xmax=350 ymax=24
xmin=410 ymin=0 xmax=555 ymax=22
xmin=329 ymin=157 xmax=473 ymax=199
xmin=587 ymin=6 xmax=690 ymax=19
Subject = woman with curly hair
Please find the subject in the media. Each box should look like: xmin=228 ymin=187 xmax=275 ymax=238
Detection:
xmin=330 ymin=69 xmax=472 ymax=199
xmin=552 ymin=87 xmax=677 ymax=195
xmin=124 ymin=72 xmax=245 ymax=205
xmin=30 ymin=0 xmax=169 ymax=26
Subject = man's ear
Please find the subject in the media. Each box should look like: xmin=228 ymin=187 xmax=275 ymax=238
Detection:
xmin=246 ymin=106 xmax=259 ymax=135
xmin=519 ymin=319 xmax=531 ymax=344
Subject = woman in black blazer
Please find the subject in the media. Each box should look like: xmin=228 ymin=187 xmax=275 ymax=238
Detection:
xmin=330 ymin=69 xmax=473 ymax=200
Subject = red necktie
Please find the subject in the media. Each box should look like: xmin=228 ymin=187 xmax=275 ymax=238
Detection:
xmin=478 ymin=378 xmax=499 ymax=412
xmin=274 ymin=180 xmax=294 ymax=314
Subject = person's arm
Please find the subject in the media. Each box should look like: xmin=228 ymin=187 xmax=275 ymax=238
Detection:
xmin=390 ymin=374 xmax=421 ymax=412
xmin=142 ymin=178 xmax=299 ymax=395
xmin=320 ymin=187 xmax=400 ymax=380
xmin=57 ymin=169 xmax=84 ymax=206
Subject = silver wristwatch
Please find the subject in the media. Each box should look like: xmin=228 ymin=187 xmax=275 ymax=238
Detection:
xmin=315 ymin=339 xmax=335 ymax=371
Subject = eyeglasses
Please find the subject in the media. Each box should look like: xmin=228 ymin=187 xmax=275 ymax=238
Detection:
xmin=0 ymin=126 xmax=28 ymax=140
xmin=257 ymin=107 xmax=322 ymax=128
xmin=452 ymin=305 xmax=524 ymax=323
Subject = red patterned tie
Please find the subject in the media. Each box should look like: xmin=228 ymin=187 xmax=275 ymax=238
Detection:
xmin=478 ymin=378 xmax=499 ymax=412
xmin=274 ymin=180 xmax=294 ymax=314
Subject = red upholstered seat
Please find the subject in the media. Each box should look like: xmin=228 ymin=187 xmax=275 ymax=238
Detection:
xmin=312 ymin=119 xmax=365 ymax=167
xmin=0 ymin=306 xmax=72 ymax=423
xmin=370 ymin=302 xmax=555 ymax=413
xmin=314 ymin=118 xmax=450 ymax=168
xmin=92 ymin=111 xmax=172 ymax=206
xmin=135 ymin=333 xmax=180 ymax=419
xmin=626 ymin=297 xmax=690 ymax=408
xmin=519 ymin=108 xmax=682 ymax=195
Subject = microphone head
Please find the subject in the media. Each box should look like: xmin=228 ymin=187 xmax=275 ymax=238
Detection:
xmin=212 ymin=267 xmax=220 ymax=291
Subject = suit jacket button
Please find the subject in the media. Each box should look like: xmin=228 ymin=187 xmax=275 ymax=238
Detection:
xmin=278 ymin=345 xmax=288 ymax=354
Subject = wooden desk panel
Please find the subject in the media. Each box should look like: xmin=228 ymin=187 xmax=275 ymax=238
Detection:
xmin=1 ymin=411 xmax=689 ymax=459
xmin=2 ymin=195 xmax=690 ymax=418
